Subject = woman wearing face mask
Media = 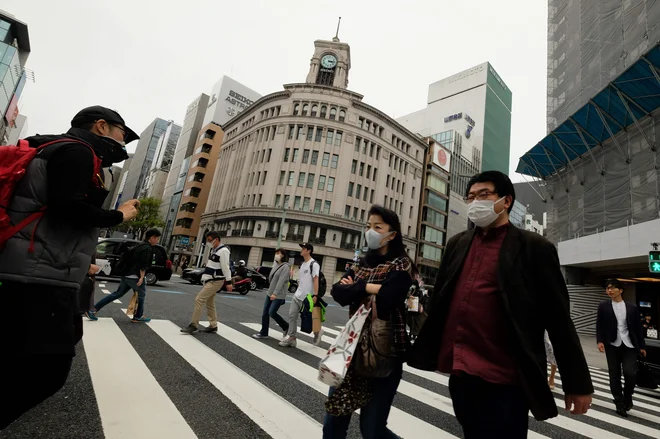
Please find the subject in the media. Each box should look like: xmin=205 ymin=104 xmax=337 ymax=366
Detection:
xmin=323 ymin=205 xmax=413 ymax=439
xmin=253 ymin=248 xmax=291 ymax=340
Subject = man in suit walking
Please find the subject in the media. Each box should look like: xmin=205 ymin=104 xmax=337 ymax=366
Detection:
xmin=596 ymin=279 xmax=647 ymax=417
xmin=408 ymin=171 xmax=593 ymax=439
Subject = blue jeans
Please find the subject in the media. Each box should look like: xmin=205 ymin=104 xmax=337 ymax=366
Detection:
xmin=94 ymin=277 xmax=147 ymax=318
xmin=322 ymin=362 xmax=403 ymax=439
xmin=260 ymin=295 xmax=288 ymax=335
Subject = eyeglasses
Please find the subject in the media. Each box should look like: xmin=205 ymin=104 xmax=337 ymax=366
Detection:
xmin=111 ymin=124 xmax=127 ymax=141
xmin=464 ymin=190 xmax=497 ymax=203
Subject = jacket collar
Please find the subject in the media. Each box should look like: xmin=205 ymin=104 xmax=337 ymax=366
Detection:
xmin=66 ymin=127 xmax=109 ymax=160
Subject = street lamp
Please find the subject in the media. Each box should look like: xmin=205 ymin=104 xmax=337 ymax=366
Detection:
xmin=276 ymin=202 xmax=288 ymax=249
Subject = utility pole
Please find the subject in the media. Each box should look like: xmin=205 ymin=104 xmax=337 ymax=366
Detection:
xmin=276 ymin=203 xmax=288 ymax=248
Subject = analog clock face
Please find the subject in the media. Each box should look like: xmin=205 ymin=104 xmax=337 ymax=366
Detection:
xmin=321 ymin=54 xmax=337 ymax=69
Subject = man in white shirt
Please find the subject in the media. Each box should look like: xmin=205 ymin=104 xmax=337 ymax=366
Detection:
xmin=280 ymin=243 xmax=323 ymax=347
xmin=596 ymin=279 xmax=647 ymax=417
xmin=181 ymin=231 xmax=233 ymax=334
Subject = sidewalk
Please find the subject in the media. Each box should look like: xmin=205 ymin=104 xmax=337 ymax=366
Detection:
xmin=578 ymin=334 xmax=608 ymax=370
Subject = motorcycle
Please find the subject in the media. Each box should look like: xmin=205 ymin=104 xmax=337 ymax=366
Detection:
xmin=218 ymin=277 xmax=251 ymax=295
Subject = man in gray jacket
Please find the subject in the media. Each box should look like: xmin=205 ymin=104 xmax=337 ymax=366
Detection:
xmin=253 ymin=248 xmax=291 ymax=339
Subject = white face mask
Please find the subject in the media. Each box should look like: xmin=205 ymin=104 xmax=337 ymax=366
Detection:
xmin=467 ymin=196 xmax=506 ymax=228
xmin=274 ymin=254 xmax=282 ymax=263
xmin=365 ymin=229 xmax=393 ymax=250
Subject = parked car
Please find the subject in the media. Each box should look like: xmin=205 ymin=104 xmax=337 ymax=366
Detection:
xmin=246 ymin=267 xmax=268 ymax=290
xmin=640 ymin=339 xmax=660 ymax=388
xmin=95 ymin=238 xmax=172 ymax=286
xmin=181 ymin=268 xmax=251 ymax=295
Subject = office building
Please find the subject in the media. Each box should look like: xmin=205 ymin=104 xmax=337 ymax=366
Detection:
xmin=398 ymin=63 xmax=512 ymax=239
xmin=109 ymin=154 xmax=133 ymax=209
xmin=517 ymin=1 xmax=660 ymax=335
xmin=195 ymin=36 xmax=426 ymax=280
xmin=142 ymin=121 xmax=182 ymax=199
xmin=101 ymin=165 xmax=123 ymax=210
xmin=415 ymin=137 xmax=451 ymax=285
xmin=509 ymin=200 xmax=527 ymax=229
xmin=0 ymin=11 xmax=30 ymax=145
xmin=6 ymin=113 xmax=26 ymax=144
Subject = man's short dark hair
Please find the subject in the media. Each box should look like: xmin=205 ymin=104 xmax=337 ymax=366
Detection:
xmin=206 ymin=231 xmax=220 ymax=241
xmin=145 ymin=229 xmax=161 ymax=240
xmin=466 ymin=170 xmax=516 ymax=213
xmin=275 ymin=248 xmax=289 ymax=260
xmin=605 ymin=278 xmax=624 ymax=290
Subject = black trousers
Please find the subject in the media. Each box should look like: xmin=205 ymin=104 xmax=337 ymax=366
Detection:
xmin=0 ymin=281 xmax=77 ymax=429
xmin=449 ymin=374 xmax=529 ymax=439
xmin=604 ymin=344 xmax=638 ymax=404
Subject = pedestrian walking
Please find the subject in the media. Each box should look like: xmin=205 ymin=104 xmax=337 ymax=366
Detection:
xmin=253 ymin=248 xmax=291 ymax=340
xmin=181 ymin=231 xmax=232 ymax=334
xmin=280 ymin=242 xmax=322 ymax=348
xmin=0 ymin=106 xmax=140 ymax=430
xmin=323 ymin=205 xmax=413 ymax=439
xmin=87 ymin=229 xmax=162 ymax=323
xmin=545 ymin=330 xmax=557 ymax=390
xmin=596 ymin=279 xmax=647 ymax=417
xmin=408 ymin=171 xmax=593 ymax=438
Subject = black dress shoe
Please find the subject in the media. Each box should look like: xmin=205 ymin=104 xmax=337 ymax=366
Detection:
xmin=624 ymin=401 xmax=633 ymax=412
xmin=616 ymin=404 xmax=628 ymax=417
xmin=200 ymin=325 xmax=218 ymax=333
xmin=180 ymin=323 xmax=198 ymax=334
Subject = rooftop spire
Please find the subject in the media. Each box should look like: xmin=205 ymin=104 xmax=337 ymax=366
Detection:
xmin=333 ymin=17 xmax=341 ymax=42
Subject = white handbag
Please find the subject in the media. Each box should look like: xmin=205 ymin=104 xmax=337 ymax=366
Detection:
xmin=318 ymin=304 xmax=370 ymax=387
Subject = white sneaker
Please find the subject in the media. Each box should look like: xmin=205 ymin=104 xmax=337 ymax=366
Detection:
xmin=282 ymin=329 xmax=288 ymax=339
xmin=279 ymin=337 xmax=297 ymax=348
xmin=313 ymin=328 xmax=324 ymax=346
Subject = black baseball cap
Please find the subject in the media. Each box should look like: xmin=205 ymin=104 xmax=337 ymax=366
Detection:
xmin=299 ymin=243 xmax=314 ymax=253
xmin=71 ymin=106 xmax=139 ymax=143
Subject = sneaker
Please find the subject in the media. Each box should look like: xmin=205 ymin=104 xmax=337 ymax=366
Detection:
xmin=313 ymin=328 xmax=324 ymax=346
xmin=200 ymin=325 xmax=218 ymax=333
xmin=131 ymin=316 xmax=151 ymax=323
xmin=253 ymin=333 xmax=268 ymax=339
xmin=85 ymin=310 xmax=98 ymax=321
xmin=279 ymin=337 xmax=297 ymax=348
xmin=282 ymin=329 xmax=288 ymax=339
xmin=180 ymin=323 xmax=198 ymax=334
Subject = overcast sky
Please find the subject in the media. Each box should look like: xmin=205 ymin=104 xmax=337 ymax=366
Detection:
xmin=7 ymin=0 xmax=547 ymax=180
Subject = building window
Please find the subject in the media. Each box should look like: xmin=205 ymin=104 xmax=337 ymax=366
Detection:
xmin=296 ymin=126 xmax=304 ymax=140
xmin=288 ymin=171 xmax=295 ymax=186
xmin=363 ymin=188 xmax=368 ymax=202
xmin=315 ymin=127 xmax=323 ymax=142
xmin=324 ymin=201 xmax=331 ymax=214
xmin=292 ymin=148 xmax=299 ymax=162
xmin=294 ymin=196 xmax=301 ymax=210
xmin=331 ymin=154 xmax=339 ymax=169
xmin=284 ymin=148 xmax=290 ymax=162
xmin=370 ymin=189 xmax=374 ymax=203
xmin=327 ymin=177 xmax=335 ymax=192
xmin=348 ymin=182 xmax=354 ymax=197
xmin=335 ymin=131 xmax=343 ymax=146
xmin=262 ymin=171 xmax=267 ymax=185
xmin=191 ymin=172 xmax=204 ymax=183
xmin=302 ymin=149 xmax=310 ymax=164
xmin=311 ymin=105 xmax=318 ymax=117
xmin=307 ymin=126 xmax=314 ymax=141
xmin=275 ymin=194 xmax=281 ymax=207
xmin=355 ymin=137 xmax=361 ymax=152
xmin=320 ymin=105 xmax=327 ymax=118
xmin=351 ymin=160 xmax=357 ymax=174
xmin=322 ymin=152 xmax=330 ymax=167
xmin=288 ymin=125 xmax=294 ymax=139
xmin=303 ymin=197 xmax=311 ymax=211
xmin=373 ymin=168 xmax=378 ymax=181
xmin=311 ymin=151 xmax=319 ymax=165
xmin=307 ymin=173 xmax=315 ymax=188
xmin=314 ymin=199 xmax=322 ymax=213
xmin=329 ymin=107 xmax=337 ymax=120
xmin=326 ymin=129 xmax=334 ymax=144
xmin=366 ymin=165 xmax=371 ymax=179
xmin=427 ymin=192 xmax=447 ymax=211
xmin=356 ymin=184 xmax=362 ymax=199
xmin=298 ymin=172 xmax=306 ymax=187
xmin=345 ymin=205 xmax=351 ymax=217
xmin=359 ymin=162 xmax=364 ymax=176
xmin=318 ymin=175 xmax=326 ymax=190
xmin=339 ymin=110 xmax=346 ymax=122
xmin=360 ymin=210 xmax=365 ymax=222
xmin=284 ymin=195 xmax=290 ymax=208
xmin=267 ymin=149 xmax=272 ymax=162
xmin=188 ymin=187 xmax=201 ymax=197
xmin=302 ymin=104 xmax=309 ymax=116
xmin=279 ymin=171 xmax=285 ymax=185
xmin=353 ymin=207 xmax=359 ymax=219
xmin=293 ymin=103 xmax=300 ymax=115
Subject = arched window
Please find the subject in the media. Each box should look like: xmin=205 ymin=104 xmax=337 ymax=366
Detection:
xmin=302 ymin=104 xmax=309 ymax=116
xmin=339 ymin=110 xmax=346 ymax=122
xmin=311 ymin=105 xmax=318 ymax=117
xmin=320 ymin=105 xmax=327 ymax=118
xmin=293 ymin=103 xmax=300 ymax=116
xmin=329 ymin=107 xmax=337 ymax=120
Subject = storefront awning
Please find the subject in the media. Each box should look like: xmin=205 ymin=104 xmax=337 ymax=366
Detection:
xmin=517 ymin=42 xmax=660 ymax=179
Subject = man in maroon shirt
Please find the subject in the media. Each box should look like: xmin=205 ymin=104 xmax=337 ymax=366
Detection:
xmin=409 ymin=171 xmax=593 ymax=439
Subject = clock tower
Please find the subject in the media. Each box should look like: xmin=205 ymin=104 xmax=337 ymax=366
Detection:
xmin=305 ymin=37 xmax=351 ymax=89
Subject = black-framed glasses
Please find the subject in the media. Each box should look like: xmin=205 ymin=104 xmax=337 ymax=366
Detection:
xmin=464 ymin=190 xmax=497 ymax=203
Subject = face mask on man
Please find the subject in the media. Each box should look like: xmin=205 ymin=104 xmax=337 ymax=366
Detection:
xmin=467 ymin=197 xmax=506 ymax=228
xmin=99 ymin=136 xmax=129 ymax=166
xmin=365 ymin=229 xmax=393 ymax=250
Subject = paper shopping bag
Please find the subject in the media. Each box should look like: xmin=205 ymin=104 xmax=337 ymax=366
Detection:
xmin=407 ymin=296 xmax=420 ymax=312
xmin=318 ymin=304 xmax=369 ymax=387
xmin=312 ymin=306 xmax=322 ymax=333
xmin=126 ymin=292 xmax=139 ymax=317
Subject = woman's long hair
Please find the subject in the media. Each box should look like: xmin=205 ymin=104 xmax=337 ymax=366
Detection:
xmin=363 ymin=205 xmax=412 ymax=265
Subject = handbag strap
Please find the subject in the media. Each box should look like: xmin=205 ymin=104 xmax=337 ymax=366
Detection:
xmin=369 ymin=296 xmax=378 ymax=320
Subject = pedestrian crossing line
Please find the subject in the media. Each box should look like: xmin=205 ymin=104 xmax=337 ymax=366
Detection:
xmin=550 ymin=375 xmax=660 ymax=425
xmin=101 ymin=288 xmax=121 ymax=304
xmin=577 ymin=371 xmax=660 ymax=406
xmin=201 ymin=321 xmax=456 ymax=439
xmin=147 ymin=320 xmax=321 ymax=439
xmin=588 ymin=366 xmax=660 ymax=400
xmin=248 ymin=324 xmax=626 ymax=439
xmin=99 ymin=283 xmax=106 ymax=288
xmin=319 ymin=327 xmax=341 ymax=336
xmin=120 ymin=308 xmax=133 ymax=319
xmin=82 ymin=318 xmax=196 ymax=438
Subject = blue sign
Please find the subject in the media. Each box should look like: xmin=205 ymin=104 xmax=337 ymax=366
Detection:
xmin=180 ymin=237 xmax=190 ymax=245
xmin=445 ymin=112 xmax=476 ymax=127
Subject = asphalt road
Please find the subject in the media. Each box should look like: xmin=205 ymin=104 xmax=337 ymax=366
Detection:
xmin=3 ymin=276 xmax=660 ymax=439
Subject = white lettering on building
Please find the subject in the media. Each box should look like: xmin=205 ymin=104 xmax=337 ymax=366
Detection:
xmin=448 ymin=65 xmax=485 ymax=84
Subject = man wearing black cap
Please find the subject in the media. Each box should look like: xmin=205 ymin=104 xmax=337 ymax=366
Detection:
xmin=280 ymin=243 xmax=323 ymax=348
xmin=0 ymin=106 xmax=141 ymax=429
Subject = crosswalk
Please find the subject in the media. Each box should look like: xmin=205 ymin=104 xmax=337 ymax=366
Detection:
xmin=9 ymin=315 xmax=660 ymax=439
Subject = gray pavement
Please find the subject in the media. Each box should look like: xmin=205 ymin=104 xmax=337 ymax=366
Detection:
xmin=2 ymin=277 xmax=659 ymax=439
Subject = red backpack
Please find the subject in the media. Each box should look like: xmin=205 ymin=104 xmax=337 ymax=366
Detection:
xmin=0 ymin=138 xmax=102 ymax=252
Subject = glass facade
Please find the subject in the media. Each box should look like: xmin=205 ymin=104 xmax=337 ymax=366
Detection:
xmin=0 ymin=39 xmax=20 ymax=118
xmin=509 ymin=200 xmax=527 ymax=228
xmin=482 ymin=64 xmax=513 ymax=175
